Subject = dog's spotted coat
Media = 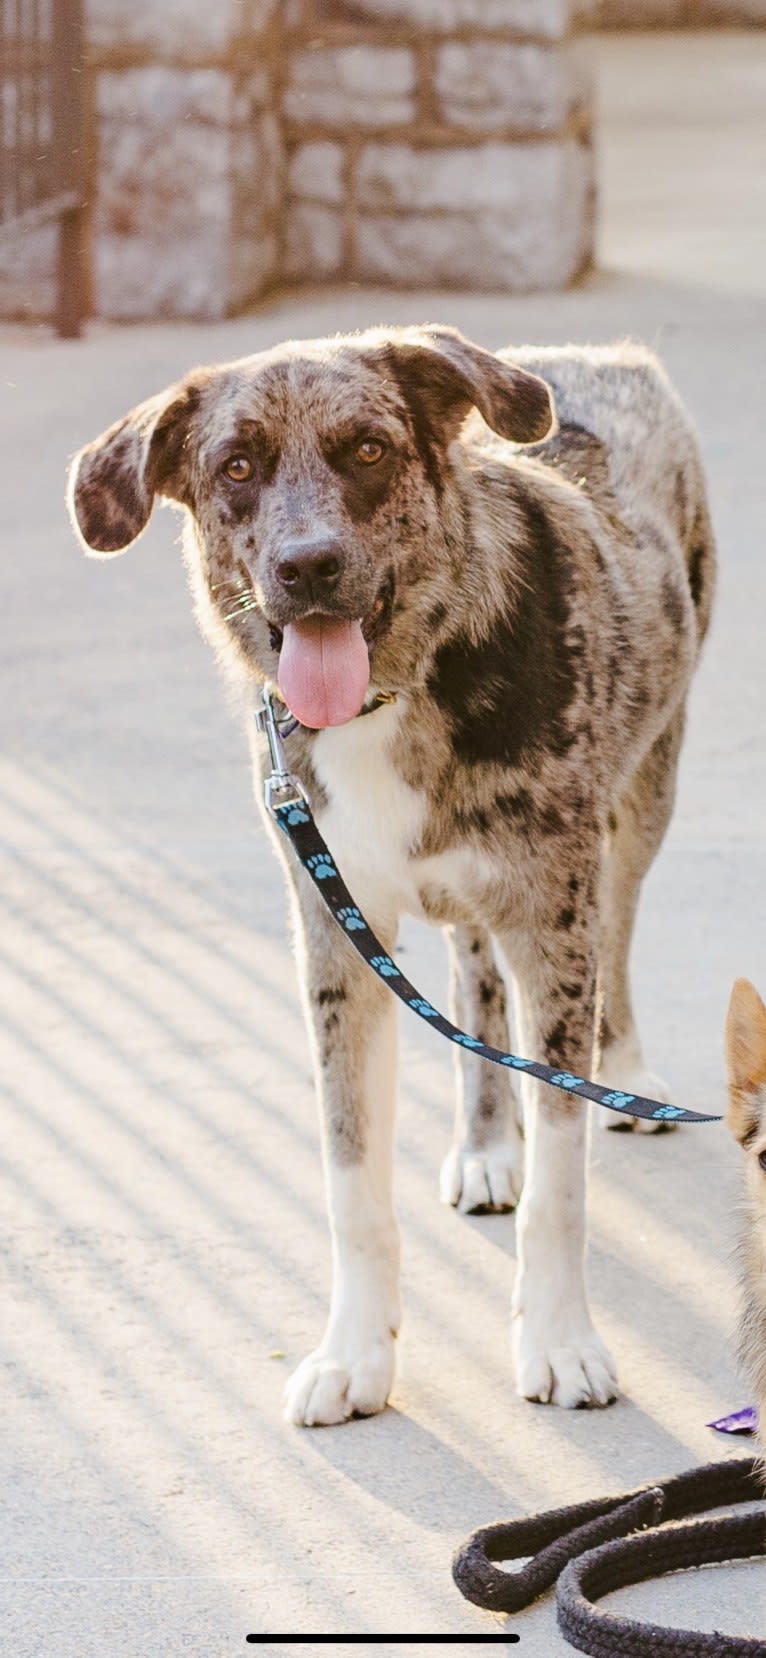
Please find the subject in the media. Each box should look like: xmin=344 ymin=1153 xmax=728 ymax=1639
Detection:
xmin=69 ymin=326 xmax=716 ymax=1424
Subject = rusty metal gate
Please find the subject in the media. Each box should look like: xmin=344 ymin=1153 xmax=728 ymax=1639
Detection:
xmin=1 ymin=0 xmax=86 ymax=336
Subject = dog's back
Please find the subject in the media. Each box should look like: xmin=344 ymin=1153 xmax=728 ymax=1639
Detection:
xmin=500 ymin=342 xmax=716 ymax=648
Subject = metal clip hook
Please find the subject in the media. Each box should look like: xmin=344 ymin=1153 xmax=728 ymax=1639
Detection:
xmin=255 ymin=687 xmax=307 ymax=813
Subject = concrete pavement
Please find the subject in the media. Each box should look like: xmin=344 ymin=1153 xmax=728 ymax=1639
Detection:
xmin=2 ymin=30 xmax=766 ymax=1657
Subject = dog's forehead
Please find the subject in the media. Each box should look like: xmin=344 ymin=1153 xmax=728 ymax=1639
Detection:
xmin=198 ymin=339 xmax=406 ymax=441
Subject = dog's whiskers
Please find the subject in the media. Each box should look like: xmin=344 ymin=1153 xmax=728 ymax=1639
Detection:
xmin=222 ymin=597 xmax=259 ymax=623
xmin=213 ymin=574 xmax=260 ymax=624
xmin=210 ymin=576 xmax=257 ymax=598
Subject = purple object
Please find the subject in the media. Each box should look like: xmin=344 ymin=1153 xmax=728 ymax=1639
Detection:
xmin=707 ymin=1405 xmax=758 ymax=1435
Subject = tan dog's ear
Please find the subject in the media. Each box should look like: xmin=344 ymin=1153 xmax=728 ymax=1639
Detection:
xmin=725 ymin=978 xmax=766 ymax=1143
xmin=67 ymin=376 xmax=205 ymax=557
xmin=374 ymin=324 xmax=555 ymax=447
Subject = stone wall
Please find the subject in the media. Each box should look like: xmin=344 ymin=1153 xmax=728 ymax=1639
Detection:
xmin=1 ymin=0 xmax=595 ymax=321
xmin=283 ymin=1 xmax=593 ymax=292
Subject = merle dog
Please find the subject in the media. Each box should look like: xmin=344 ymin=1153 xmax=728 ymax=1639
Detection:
xmin=68 ymin=325 xmax=715 ymax=1425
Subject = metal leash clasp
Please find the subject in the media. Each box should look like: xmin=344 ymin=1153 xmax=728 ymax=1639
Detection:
xmin=255 ymin=687 xmax=307 ymax=814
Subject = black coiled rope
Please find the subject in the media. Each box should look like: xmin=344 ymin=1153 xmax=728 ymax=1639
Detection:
xmin=453 ymin=1457 xmax=766 ymax=1656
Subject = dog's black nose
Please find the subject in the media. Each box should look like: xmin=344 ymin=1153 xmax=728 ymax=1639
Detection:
xmin=276 ymin=538 xmax=343 ymax=601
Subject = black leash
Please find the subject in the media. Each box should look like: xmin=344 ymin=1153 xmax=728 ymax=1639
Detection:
xmin=256 ymin=689 xmax=721 ymax=1127
xmin=451 ymin=1456 xmax=766 ymax=1657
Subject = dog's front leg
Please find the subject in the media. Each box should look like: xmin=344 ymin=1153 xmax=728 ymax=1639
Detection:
xmin=499 ymin=914 xmax=617 ymax=1409
xmin=283 ymin=877 xmax=401 ymax=1427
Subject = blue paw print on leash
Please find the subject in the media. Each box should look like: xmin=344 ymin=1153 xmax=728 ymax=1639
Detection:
xmin=307 ymin=852 xmax=337 ymax=880
xmin=371 ymin=955 xmax=399 ymax=978
xmin=550 ymin=1072 xmax=585 ymax=1091
xmin=652 ymin=1104 xmax=685 ymax=1120
xmin=280 ymin=803 xmax=309 ymax=826
xmin=338 ymin=906 xmax=365 ymax=932
xmin=410 ymin=997 xmax=438 ymax=1018
xmin=500 ymin=1055 xmax=532 ymax=1070
xmin=453 ymin=1033 xmax=483 ymax=1050
xmin=600 ymin=1089 xmax=636 ymax=1110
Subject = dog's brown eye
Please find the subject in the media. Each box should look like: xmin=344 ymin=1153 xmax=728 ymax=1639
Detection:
xmin=355 ymin=438 xmax=385 ymax=466
xmin=224 ymin=455 xmax=252 ymax=482
xmin=759 ymin=1148 xmax=766 ymax=1172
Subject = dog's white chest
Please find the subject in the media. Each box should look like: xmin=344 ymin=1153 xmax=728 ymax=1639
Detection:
xmin=311 ymin=701 xmax=494 ymax=926
xmin=312 ymin=702 xmax=425 ymax=915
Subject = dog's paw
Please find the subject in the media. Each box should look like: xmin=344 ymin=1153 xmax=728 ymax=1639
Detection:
xmin=440 ymin=1138 xmax=523 ymax=1213
xmin=597 ymin=1049 xmax=676 ymax=1135
xmin=513 ymin=1319 xmax=618 ymax=1409
xmin=284 ymin=1334 xmax=396 ymax=1427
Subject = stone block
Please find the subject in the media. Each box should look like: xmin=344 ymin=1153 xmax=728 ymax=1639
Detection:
xmin=288 ymin=141 xmax=346 ymax=203
xmin=355 ymin=139 xmax=592 ymax=289
xmin=302 ymin=0 xmax=570 ymax=39
xmin=95 ymin=69 xmax=231 ymax=239
xmin=435 ymin=42 xmax=575 ymax=134
xmin=284 ymin=45 xmax=415 ymax=126
xmin=86 ymin=0 xmax=278 ymax=59
xmin=357 ymin=137 xmax=583 ymax=213
xmin=94 ymin=234 xmax=229 ymax=319
xmin=93 ymin=66 xmax=281 ymax=318
xmin=0 ymin=224 xmax=56 ymax=322
xmin=285 ymin=202 xmax=345 ymax=279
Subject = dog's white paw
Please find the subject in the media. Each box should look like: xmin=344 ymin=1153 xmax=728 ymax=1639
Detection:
xmin=597 ymin=1047 xmax=675 ymax=1135
xmin=284 ymin=1333 xmax=396 ymax=1427
xmin=440 ymin=1138 xmax=523 ymax=1213
xmin=513 ymin=1316 xmax=618 ymax=1409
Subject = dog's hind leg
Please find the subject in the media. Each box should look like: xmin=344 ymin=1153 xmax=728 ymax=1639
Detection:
xmin=597 ymin=710 xmax=686 ymax=1133
xmin=499 ymin=906 xmax=618 ymax=1409
xmin=440 ymin=924 xmax=524 ymax=1213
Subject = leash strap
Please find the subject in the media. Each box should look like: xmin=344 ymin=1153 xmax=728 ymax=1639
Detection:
xmin=258 ymin=695 xmax=720 ymax=1125
xmin=452 ymin=1456 xmax=766 ymax=1657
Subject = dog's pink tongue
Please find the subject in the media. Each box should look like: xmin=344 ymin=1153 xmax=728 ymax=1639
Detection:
xmin=278 ymin=616 xmax=370 ymax=728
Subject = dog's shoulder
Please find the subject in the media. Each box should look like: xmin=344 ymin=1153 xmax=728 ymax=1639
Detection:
xmin=522 ymin=421 xmax=610 ymax=489
xmin=493 ymin=342 xmax=706 ymax=537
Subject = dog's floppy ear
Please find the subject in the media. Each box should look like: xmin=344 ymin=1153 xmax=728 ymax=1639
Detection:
xmin=67 ymin=377 xmax=204 ymax=557
xmin=377 ymin=324 xmax=555 ymax=446
xmin=725 ymin=978 xmax=766 ymax=1144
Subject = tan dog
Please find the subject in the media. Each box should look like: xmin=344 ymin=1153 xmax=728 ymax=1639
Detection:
xmin=725 ymin=978 xmax=766 ymax=1452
